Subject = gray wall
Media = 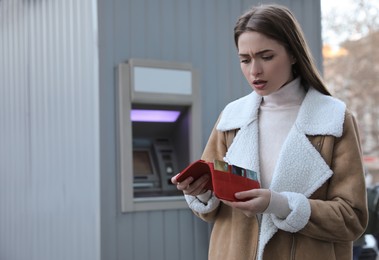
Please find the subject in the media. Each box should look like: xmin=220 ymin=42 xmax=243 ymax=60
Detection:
xmin=0 ymin=0 xmax=100 ymax=260
xmin=98 ymin=0 xmax=322 ymax=260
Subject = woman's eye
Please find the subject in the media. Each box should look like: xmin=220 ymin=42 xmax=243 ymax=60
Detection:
xmin=262 ymin=55 xmax=274 ymax=61
xmin=240 ymin=59 xmax=250 ymax=64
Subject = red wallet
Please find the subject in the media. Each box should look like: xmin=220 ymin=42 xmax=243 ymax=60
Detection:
xmin=176 ymin=160 xmax=260 ymax=201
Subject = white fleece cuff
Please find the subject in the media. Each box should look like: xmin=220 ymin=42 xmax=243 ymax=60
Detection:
xmin=196 ymin=190 xmax=213 ymax=203
xmin=271 ymin=192 xmax=311 ymax=233
xmin=184 ymin=194 xmax=220 ymax=214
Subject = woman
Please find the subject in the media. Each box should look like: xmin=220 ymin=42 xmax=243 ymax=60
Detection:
xmin=172 ymin=4 xmax=367 ymax=260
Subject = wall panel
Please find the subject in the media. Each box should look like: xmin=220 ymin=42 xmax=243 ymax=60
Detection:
xmin=0 ymin=0 xmax=100 ymax=260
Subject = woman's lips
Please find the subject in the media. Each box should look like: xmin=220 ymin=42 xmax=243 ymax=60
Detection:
xmin=252 ymin=80 xmax=267 ymax=89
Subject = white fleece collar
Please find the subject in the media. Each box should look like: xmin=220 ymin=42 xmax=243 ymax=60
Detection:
xmin=217 ymin=87 xmax=346 ymax=137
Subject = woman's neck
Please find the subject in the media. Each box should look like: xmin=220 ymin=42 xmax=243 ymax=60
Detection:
xmin=261 ymin=77 xmax=305 ymax=108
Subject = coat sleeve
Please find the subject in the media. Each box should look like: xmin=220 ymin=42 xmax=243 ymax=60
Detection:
xmin=300 ymin=111 xmax=368 ymax=242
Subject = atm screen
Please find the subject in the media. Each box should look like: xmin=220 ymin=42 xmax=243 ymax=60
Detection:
xmin=133 ymin=150 xmax=155 ymax=177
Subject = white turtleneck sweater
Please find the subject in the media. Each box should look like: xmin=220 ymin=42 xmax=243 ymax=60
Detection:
xmin=260 ymin=78 xmax=306 ymax=217
xmin=259 ymin=78 xmax=306 ymax=188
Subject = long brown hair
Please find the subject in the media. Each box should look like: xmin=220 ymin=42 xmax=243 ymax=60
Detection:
xmin=234 ymin=4 xmax=331 ymax=96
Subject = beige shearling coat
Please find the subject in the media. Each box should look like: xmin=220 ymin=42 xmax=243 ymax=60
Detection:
xmin=185 ymin=87 xmax=368 ymax=260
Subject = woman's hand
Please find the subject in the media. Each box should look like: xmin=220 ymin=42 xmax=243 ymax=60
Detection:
xmin=222 ymin=189 xmax=271 ymax=217
xmin=171 ymin=174 xmax=210 ymax=196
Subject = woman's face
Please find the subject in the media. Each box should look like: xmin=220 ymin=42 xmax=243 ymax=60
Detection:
xmin=238 ymin=31 xmax=295 ymax=96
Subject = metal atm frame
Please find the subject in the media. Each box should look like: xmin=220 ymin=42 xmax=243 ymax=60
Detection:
xmin=116 ymin=59 xmax=202 ymax=212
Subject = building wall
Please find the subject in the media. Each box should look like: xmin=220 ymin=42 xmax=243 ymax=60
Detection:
xmin=0 ymin=0 xmax=100 ymax=260
xmin=98 ymin=0 xmax=322 ymax=260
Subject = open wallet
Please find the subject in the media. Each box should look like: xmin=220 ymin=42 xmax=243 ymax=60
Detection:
xmin=176 ymin=159 xmax=260 ymax=201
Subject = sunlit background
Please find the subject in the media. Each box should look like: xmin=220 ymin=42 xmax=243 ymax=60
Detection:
xmin=322 ymin=0 xmax=379 ymax=182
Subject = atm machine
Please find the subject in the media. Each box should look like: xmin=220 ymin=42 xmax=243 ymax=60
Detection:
xmin=131 ymin=137 xmax=180 ymax=196
xmin=130 ymin=103 xmax=188 ymax=197
xmin=117 ymin=59 xmax=202 ymax=212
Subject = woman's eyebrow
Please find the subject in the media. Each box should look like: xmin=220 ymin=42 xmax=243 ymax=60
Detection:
xmin=238 ymin=49 xmax=273 ymax=57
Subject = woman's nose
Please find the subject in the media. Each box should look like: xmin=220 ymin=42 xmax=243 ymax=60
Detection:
xmin=250 ymin=61 xmax=262 ymax=77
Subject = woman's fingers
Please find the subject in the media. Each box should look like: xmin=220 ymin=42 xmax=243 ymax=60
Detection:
xmin=182 ymin=174 xmax=210 ymax=196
